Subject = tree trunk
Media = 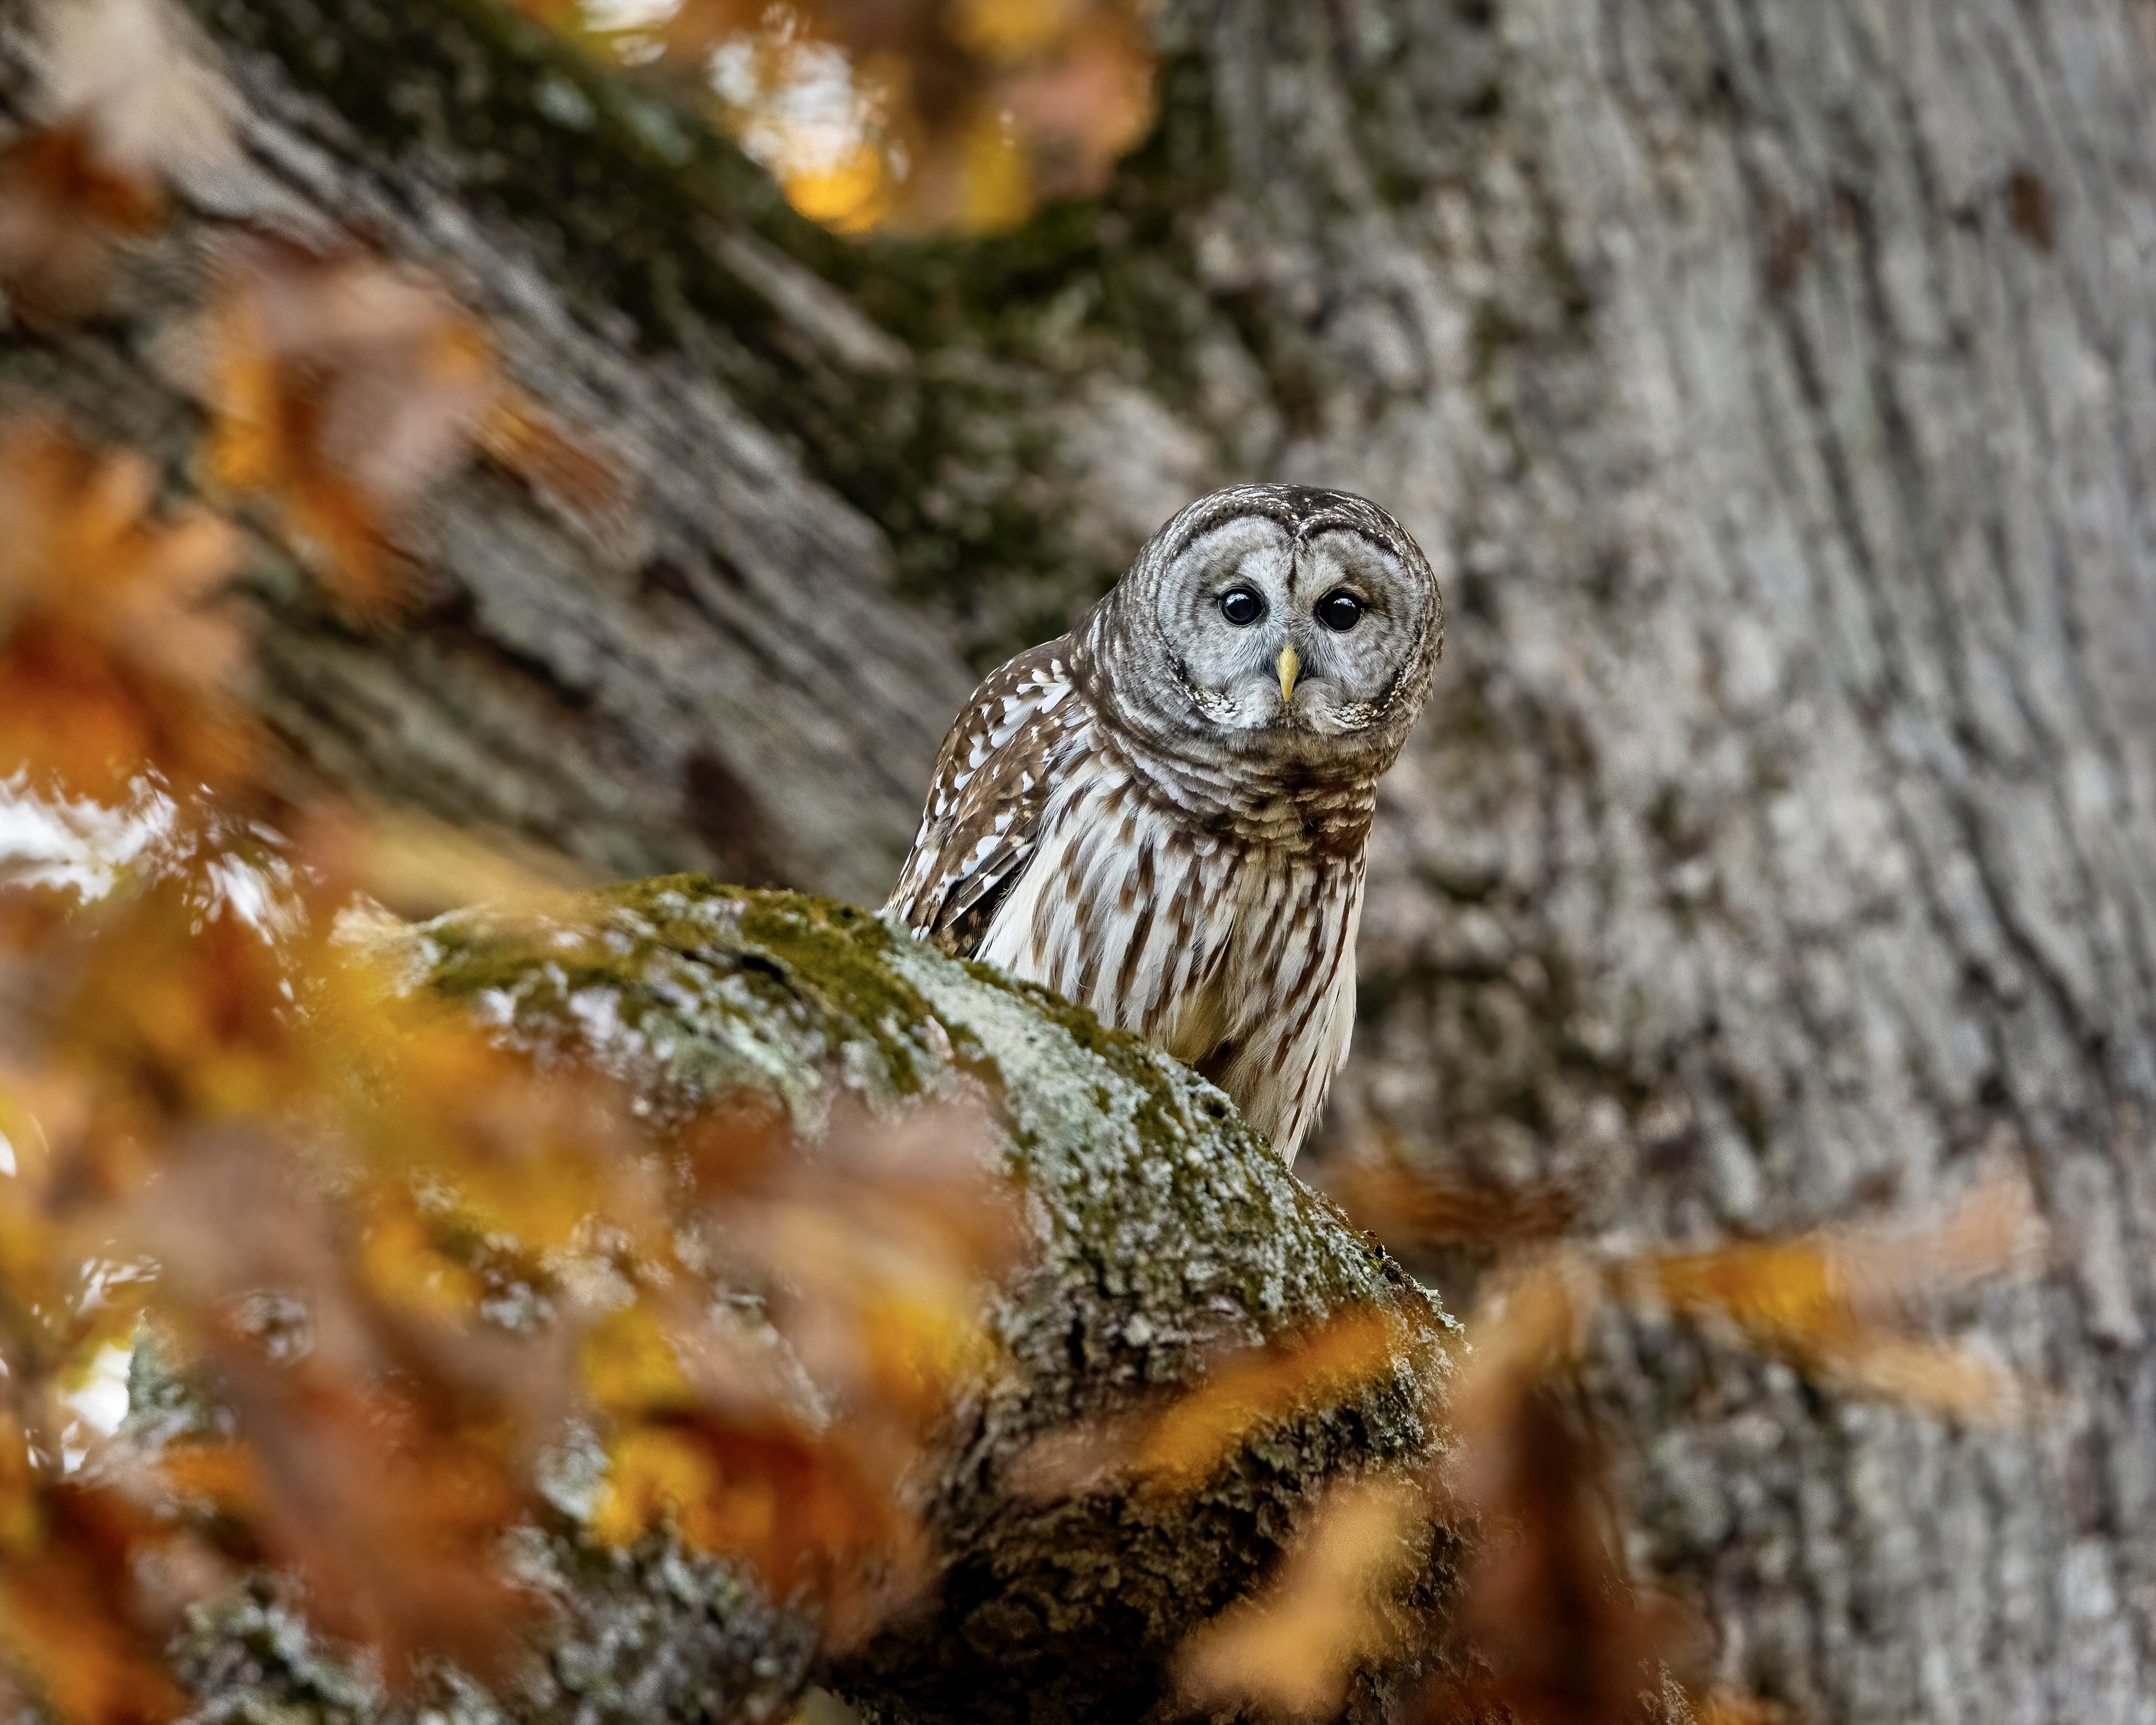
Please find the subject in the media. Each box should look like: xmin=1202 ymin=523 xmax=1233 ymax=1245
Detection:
xmin=9 ymin=1 xmax=2156 ymax=1721
xmin=165 ymin=883 xmax=1458 ymax=1725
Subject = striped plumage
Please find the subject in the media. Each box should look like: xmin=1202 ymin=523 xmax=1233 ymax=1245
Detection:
xmin=888 ymin=485 xmax=1443 ymax=1164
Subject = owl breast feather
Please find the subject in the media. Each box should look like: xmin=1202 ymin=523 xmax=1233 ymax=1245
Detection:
xmin=887 ymin=643 xmax=1364 ymax=1166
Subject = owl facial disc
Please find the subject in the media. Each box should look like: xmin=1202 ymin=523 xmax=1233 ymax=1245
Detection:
xmin=1079 ymin=484 xmax=1445 ymax=788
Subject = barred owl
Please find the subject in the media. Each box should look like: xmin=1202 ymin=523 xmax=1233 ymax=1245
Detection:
xmin=887 ymin=485 xmax=1444 ymax=1164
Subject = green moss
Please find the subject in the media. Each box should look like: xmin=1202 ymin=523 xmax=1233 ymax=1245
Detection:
xmin=403 ymin=880 xmax=1440 ymax=1346
xmin=729 ymin=891 xmax=943 ymax=1093
xmin=286 ymin=880 xmax=1471 ymax=1722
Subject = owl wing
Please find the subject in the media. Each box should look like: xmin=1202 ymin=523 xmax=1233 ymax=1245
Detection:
xmin=886 ymin=638 xmax=1082 ymax=957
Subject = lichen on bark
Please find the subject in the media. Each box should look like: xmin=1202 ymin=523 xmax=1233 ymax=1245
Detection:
xmin=154 ymin=880 xmax=1457 ymax=1725
xmin=423 ymin=879 xmax=1459 ymax=1724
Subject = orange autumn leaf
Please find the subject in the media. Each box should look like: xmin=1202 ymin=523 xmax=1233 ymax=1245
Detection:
xmin=0 ymin=1440 xmax=190 ymax=1725
xmin=574 ymin=1105 xmax=1017 ymax=1628
xmin=153 ymin=1442 xmax=265 ymax=1519
xmin=208 ymin=1361 xmax=540 ymax=1680
xmin=1693 ymin=1693 xmax=1789 ymax=1725
xmin=129 ymin=1157 xmax=563 ymax=1681
xmin=1324 ymin=1135 xmax=1580 ymax=1252
xmin=580 ymin=1302 xmax=703 ymax=1416
xmin=706 ymin=1103 xmax=1021 ymax=1423
xmin=474 ymin=400 xmax=622 ymax=520
xmin=1008 ymin=1307 xmax=1416 ymax=1504
xmin=594 ymin=1415 xmax=923 ymax=1634
xmin=52 ymin=888 xmax=317 ymax=1144
xmin=1641 ymin=1177 xmax=2033 ymax=1417
xmin=781 ymin=143 xmax=895 ymax=234
xmin=0 ymin=1534 xmax=188 ymax=1725
xmin=203 ymin=241 xmax=487 ymax=615
xmin=1176 ymin=1475 xmax=1427 ymax=1719
xmin=288 ymin=803 xmax=596 ymax=927
xmin=0 ymin=423 xmax=248 ymax=800
xmin=352 ymin=1016 xmax=659 ymax=1259
xmin=528 ymin=0 xmax=1155 ymax=234
xmin=0 ymin=126 xmax=165 ymax=326
xmin=1132 ymin=1309 xmax=1406 ymax=1492
xmin=582 ymin=1296 xmax=923 ymax=1627
xmin=0 ymin=392 xmax=972 ymax=1716
xmin=203 ymin=241 xmax=611 ymax=617
xmin=354 ymin=1195 xmax=492 ymax=1324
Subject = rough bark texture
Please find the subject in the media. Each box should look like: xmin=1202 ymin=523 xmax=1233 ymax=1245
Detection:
xmin=155 ymin=882 xmax=1454 ymax=1725
xmin=7 ymin=1 xmax=2156 ymax=1721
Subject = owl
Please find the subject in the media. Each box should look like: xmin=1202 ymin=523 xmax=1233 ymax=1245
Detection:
xmin=887 ymin=485 xmax=1443 ymax=1164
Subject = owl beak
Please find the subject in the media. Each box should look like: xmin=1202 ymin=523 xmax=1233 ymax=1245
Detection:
xmin=1276 ymin=643 xmax=1301 ymax=704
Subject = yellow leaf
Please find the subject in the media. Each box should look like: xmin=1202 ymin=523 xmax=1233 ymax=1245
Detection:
xmin=1134 ymin=1310 xmax=1403 ymax=1491
xmin=956 ymin=112 xmax=1033 ymax=234
xmin=1176 ymin=1477 xmax=1424 ymax=1718
xmin=591 ymin=1423 xmax=716 ymax=1548
xmin=783 ymin=142 xmax=893 ymax=232
xmin=581 ymin=1305 xmax=691 ymax=1415
xmin=955 ymin=0 xmax=1081 ymax=61
xmin=357 ymin=1202 xmax=486 ymax=1323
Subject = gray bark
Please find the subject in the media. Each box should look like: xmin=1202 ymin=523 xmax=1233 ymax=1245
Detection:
xmin=7 ymin=0 xmax=2156 ymax=1721
xmin=170 ymin=882 xmax=1457 ymax=1725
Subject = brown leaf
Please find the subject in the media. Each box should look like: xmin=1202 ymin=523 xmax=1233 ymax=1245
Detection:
xmin=1425 ymin=1382 xmax=1694 ymax=1725
xmin=1176 ymin=1476 xmax=1427 ymax=1719
xmin=1435 ymin=1255 xmax=1595 ymax=1471
xmin=209 ymin=1353 xmax=542 ymax=1680
xmin=92 ymin=1116 xmax=594 ymax=1682
xmin=203 ymin=242 xmax=519 ymax=617
xmin=0 ymin=422 xmax=249 ymax=799
xmin=540 ymin=0 xmax=1156 ymax=233
xmin=0 ymin=1444 xmax=192 ymax=1725
xmin=1135 ymin=1310 xmax=1406 ymax=1491
xmin=0 ymin=0 xmax=235 ymax=323
xmin=1419 ymin=1256 xmax=1696 ymax=1725
xmin=0 ymin=126 xmax=164 ymax=324
xmin=1324 ymin=1137 xmax=1580 ymax=1254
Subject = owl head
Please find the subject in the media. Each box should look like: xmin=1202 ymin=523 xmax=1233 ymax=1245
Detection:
xmin=1079 ymin=484 xmax=1445 ymax=786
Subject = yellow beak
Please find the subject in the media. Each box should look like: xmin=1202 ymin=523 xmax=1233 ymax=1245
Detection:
xmin=1276 ymin=643 xmax=1301 ymax=704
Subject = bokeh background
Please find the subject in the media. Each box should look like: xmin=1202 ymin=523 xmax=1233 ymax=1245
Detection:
xmin=5 ymin=1 xmax=2156 ymax=1721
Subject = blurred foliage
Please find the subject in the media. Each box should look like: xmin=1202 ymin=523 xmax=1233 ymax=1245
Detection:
xmin=0 ymin=10 xmax=1018 ymax=1711
xmin=0 ymin=3 xmax=2040 ymax=1721
xmin=0 ymin=400 xmax=1021 ymax=1714
xmin=203 ymin=238 xmax=617 ymax=617
xmin=516 ymin=0 xmax=1158 ymax=233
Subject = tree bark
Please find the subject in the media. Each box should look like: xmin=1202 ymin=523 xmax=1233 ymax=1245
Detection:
xmin=172 ymin=883 xmax=1457 ymax=1725
xmin=9 ymin=1 xmax=2156 ymax=1721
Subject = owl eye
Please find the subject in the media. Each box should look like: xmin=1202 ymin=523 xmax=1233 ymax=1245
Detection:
xmin=1317 ymin=590 xmax=1364 ymax=631
xmin=1218 ymin=587 xmax=1266 ymax=626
